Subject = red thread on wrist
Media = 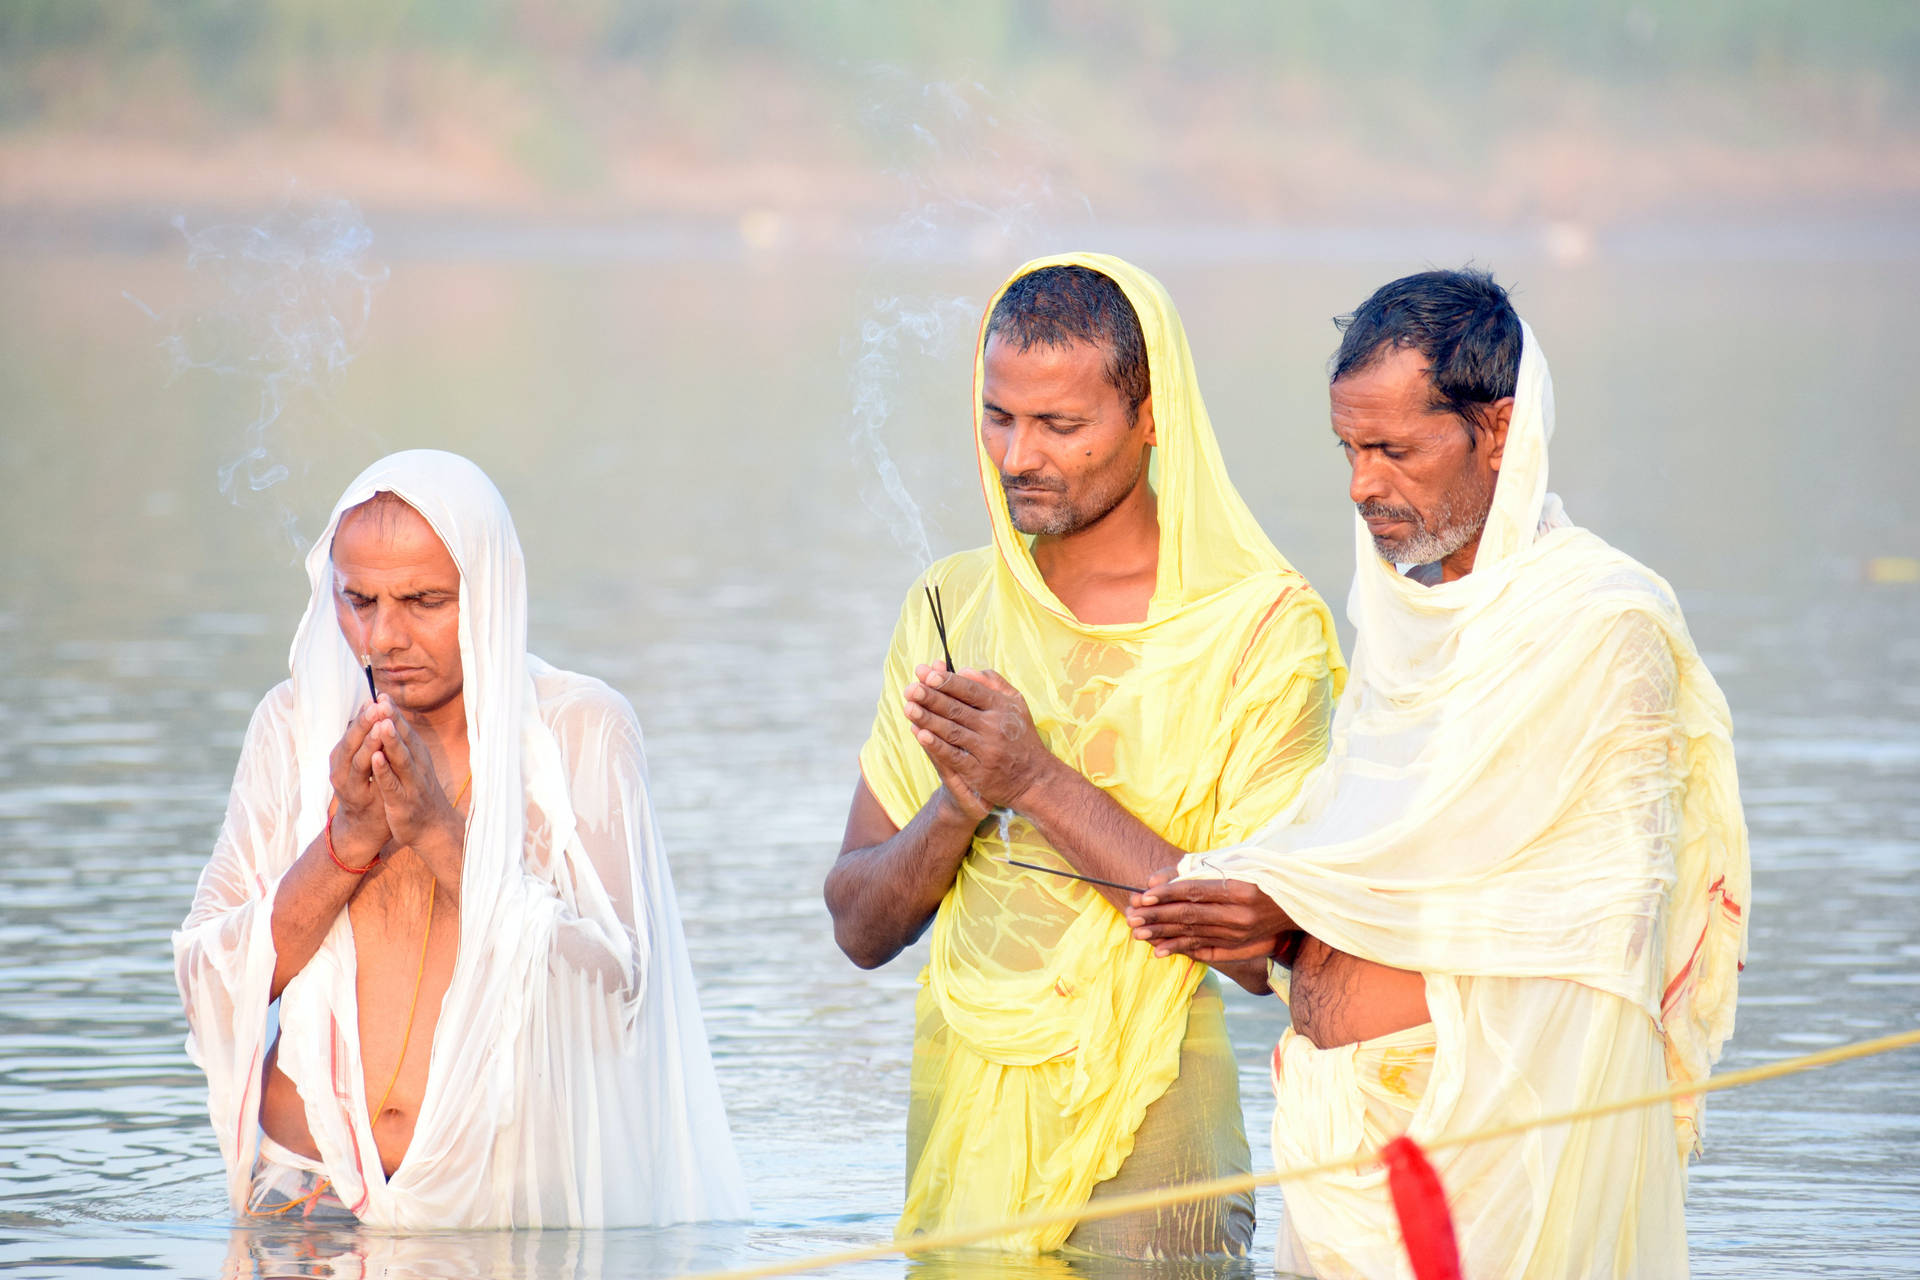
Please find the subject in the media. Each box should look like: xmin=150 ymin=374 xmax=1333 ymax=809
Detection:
xmin=324 ymin=813 xmax=377 ymax=875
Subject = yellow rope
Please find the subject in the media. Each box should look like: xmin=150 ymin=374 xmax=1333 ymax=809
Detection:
xmin=672 ymin=1026 xmax=1920 ymax=1280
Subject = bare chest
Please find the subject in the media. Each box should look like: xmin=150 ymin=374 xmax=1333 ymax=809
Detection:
xmin=347 ymin=859 xmax=460 ymax=1175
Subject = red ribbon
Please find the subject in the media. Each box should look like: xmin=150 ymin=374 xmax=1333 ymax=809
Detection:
xmin=1381 ymin=1134 xmax=1463 ymax=1280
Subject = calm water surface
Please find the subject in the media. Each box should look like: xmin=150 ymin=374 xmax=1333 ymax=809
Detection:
xmin=0 ymin=238 xmax=1916 ymax=1278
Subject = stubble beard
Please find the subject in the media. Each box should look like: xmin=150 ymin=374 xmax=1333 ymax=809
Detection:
xmin=1003 ymin=449 xmax=1148 ymax=538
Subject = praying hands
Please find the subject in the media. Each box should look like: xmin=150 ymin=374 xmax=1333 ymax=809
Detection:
xmin=365 ymin=699 xmax=463 ymax=856
xmin=320 ymin=697 xmax=466 ymax=903
xmin=902 ymin=664 xmax=1058 ymax=816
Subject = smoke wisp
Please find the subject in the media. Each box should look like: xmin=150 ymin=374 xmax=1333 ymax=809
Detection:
xmin=130 ymin=196 xmax=388 ymax=552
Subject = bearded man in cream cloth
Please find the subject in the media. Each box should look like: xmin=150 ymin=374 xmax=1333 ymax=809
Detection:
xmin=175 ymin=450 xmax=746 ymax=1228
xmin=826 ymin=255 xmax=1346 ymax=1258
xmin=1127 ymin=269 xmax=1751 ymax=1277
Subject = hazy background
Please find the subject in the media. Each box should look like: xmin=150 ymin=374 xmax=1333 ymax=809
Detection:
xmin=2 ymin=5 xmax=1917 ymax=1278
xmin=5 ymin=1 xmax=1919 ymax=242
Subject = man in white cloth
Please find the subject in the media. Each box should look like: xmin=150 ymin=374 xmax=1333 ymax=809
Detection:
xmin=1125 ymin=270 xmax=1750 ymax=1277
xmin=174 ymin=450 xmax=746 ymax=1228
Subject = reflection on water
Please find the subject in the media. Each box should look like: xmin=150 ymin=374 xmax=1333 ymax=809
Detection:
xmin=0 ymin=244 xmax=1916 ymax=1278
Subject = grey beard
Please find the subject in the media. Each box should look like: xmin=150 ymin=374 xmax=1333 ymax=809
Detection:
xmin=1361 ymin=497 xmax=1487 ymax=567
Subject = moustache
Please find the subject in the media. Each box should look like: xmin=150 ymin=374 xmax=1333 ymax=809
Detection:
xmin=1001 ymin=475 xmax=1066 ymax=495
xmin=1357 ymin=500 xmax=1421 ymax=525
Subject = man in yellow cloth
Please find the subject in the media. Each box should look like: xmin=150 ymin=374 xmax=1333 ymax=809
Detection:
xmin=824 ymin=254 xmax=1346 ymax=1259
xmin=174 ymin=450 xmax=747 ymax=1228
xmin=1129 ymin=270 xmax=1750 ymax=1277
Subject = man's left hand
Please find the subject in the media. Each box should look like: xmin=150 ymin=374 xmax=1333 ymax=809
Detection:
xmin=367 ymin=698 xmax=463 ymax=853
xmin=1126 ymin=867 xmax=1294 ymax=962
xmin=903 ymin=666 xmax=1057 ymax=811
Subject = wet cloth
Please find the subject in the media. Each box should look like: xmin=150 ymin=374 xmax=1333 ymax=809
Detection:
xmin=1182 ymin=323 xmax=1749 ymax=1278
xmin=246 ymin=1135 xmax=357 ymax=1223
xmin=1064 ymin=980 xmax=1254 ymax=1258
xmin=860 ymin=252 xmax=1346 ymax=1254
xmin=174 ymin=450 xmax=747 ymax=1229
xmin=1268 ymin=1019 xmax=1436 ymax=1276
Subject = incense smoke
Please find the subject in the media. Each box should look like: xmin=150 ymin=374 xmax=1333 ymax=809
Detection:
xmin=849 ymin=294 xmax=976 ymax=569
xmin=847 ymin=72 xmax=1091 ymax=570
xmin=129 ymin=196 xmax=388 ymax=552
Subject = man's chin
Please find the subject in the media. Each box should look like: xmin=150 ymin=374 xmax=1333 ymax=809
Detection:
xmin=1006 ymin=497 xmax=1071 ymax=537
xmin=1369 ymin=534 xmax=1413 ymax=562
xmin=383 ymin=681 xmax=459 ymax=716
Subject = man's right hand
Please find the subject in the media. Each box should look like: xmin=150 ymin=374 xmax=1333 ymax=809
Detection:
xmin=269 ymin=701 xmax=397 ymax=996
xmin=327 ymin=701 xmax=392 ymax=868
xmin=1126 ymin=865 xmax=1296 ymax=962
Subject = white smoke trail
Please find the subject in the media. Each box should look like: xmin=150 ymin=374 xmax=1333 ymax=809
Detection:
xmin=848 ymin=293 xmax=976 ymax=569
xmin=846 ymin=71 xmax=1091 ymax=570
xmin=129 ymin=195 xmax=388 ymax=552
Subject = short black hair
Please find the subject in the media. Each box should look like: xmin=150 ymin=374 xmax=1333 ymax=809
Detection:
xmin=1332 ymin=268 xmax=1521 ymax=445
xmin=986 ymin=265 xmax=1150 ymax=423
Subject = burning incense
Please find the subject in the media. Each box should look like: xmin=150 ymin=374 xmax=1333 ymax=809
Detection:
xmin=998 ymin=857 xmax=1146 ymax=896
xmin=924 ymin=581 xmax=956 ymax=674
xmin=361 ymin=653 xmax=378 ymax=701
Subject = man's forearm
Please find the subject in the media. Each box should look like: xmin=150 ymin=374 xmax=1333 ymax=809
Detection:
xmin=267 ymin=826 xmax=366 ymax=998
xmin=1011 ymin=757 xmax=1187 ymax=912
xmin=824 ymin=791 xmax=980 ymax=969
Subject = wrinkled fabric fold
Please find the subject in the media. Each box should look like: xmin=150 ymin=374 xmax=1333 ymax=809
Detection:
xmin=862 ymin=253 xmax=1344 ymax=1252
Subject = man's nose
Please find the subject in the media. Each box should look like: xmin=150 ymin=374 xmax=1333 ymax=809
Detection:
xmin=1348 ymin=452 xmax=1388 ymax=507
xmin=999 ymin=422 xmax=1038 ymax=477
xmin=368 ymin=604 xmax=406 ymax=656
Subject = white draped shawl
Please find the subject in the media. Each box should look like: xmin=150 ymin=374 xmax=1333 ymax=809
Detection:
xmin=173 ymin=450 xmax=747 ymax=1228
xmin=1183 ymin=325 xmax=1749 ymax=1278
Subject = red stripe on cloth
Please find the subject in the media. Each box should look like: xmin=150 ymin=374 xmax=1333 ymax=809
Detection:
xmin=1228 ymin=585 xmax=1301 ymax=689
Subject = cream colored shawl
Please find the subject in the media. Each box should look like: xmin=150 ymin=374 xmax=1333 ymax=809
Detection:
xmin=1184 ymin=324 xmax=1749 ymax=1275
xmin=175 ymin=450 xmax=746 ymax=1228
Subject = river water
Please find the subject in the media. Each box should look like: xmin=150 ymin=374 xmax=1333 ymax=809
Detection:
xmin=0 ymin=232 xmax=1916 ymax=1278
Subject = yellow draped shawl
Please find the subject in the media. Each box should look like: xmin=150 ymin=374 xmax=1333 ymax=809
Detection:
xmin=858 ymin=253 xmax=1345 ymax=1252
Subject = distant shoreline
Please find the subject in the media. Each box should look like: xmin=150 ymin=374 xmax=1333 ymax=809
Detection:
xmin=5 ymin=200 xmax=1917 ymax=267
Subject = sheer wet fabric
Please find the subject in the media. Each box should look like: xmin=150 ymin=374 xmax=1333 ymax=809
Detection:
xmin=174 ymin=450 xmax=746 ymax=1228
xmin=1182 ymin=325 xmax=1749 ymax=1277
xmin=860 ymin=253 xmax=1345 ymax=1254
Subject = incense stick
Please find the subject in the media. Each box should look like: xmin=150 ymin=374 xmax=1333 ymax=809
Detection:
xmin=999 ymin=857 xmax=1146 ymax=896
xmin=923 ymin=582 xmax=956 ymax=674
xmin=361 ymin=653 xmax=378 ymax=701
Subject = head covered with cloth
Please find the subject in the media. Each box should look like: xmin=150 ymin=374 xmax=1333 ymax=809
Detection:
xmin=1138 ymin=272 xmax=1749 ymax=1277
xmin=848 ymin=253 xmax=1344 ymax=1255
xmin=176 ymin=449 xmax=745 ymax=1228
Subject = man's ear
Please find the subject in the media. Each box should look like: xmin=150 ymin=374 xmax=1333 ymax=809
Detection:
xmin=1484 ymin=397 xmax=1516 ymax=470
xmin=1137 ymin=395 xmax=1157 ymax=448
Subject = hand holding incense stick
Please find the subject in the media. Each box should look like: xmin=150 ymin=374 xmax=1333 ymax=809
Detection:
xmin=924 ymin=581 xmax=956 ymax=674
xmin=998 ymin=857 xmax=1147 ymax=896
